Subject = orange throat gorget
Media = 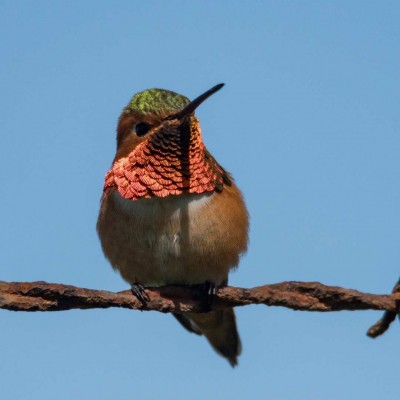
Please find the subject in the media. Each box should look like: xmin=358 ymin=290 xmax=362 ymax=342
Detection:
xmin=104 ymin=120 xmax=230 ymax=200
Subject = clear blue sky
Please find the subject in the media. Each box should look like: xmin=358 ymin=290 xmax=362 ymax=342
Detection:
xmin=1 ymin=1 xmax=399 ymax=399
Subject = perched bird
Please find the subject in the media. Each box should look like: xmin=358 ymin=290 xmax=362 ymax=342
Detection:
xmin=97 ymin=84 xmax=249 ymax=366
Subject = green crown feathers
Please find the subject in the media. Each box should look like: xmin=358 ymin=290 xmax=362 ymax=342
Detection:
xmin=125 ymin=88 xmax=190 ymax=115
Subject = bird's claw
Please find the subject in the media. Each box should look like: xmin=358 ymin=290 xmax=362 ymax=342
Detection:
xmin=200 ymin=281 xmax=217 ymax=309
xmin=131 ymin=283 xmax=150 ymax=304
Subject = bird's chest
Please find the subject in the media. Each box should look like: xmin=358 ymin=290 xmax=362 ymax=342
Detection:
xmin=112 ymin=190 xmax=211 ymax=249
xmin=97 ymin=190 xmax=215 ymax=285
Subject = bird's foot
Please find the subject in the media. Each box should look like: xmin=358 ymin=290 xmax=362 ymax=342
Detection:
xmin=200 ymin=281 xmax=217 ymax=310
xmin=131 ymin=283 xmax=150 ymax=304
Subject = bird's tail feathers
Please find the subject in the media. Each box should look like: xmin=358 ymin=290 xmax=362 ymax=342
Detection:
xmin=177 ymin=308 xmax=241 ymax=367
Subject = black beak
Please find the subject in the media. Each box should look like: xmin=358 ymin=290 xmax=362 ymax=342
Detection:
xmin=165 ymin=83 xmax=224 ymax=120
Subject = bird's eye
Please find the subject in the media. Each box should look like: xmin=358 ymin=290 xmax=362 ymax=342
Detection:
xmin=134 ymin=122 xmax=150 ymax=136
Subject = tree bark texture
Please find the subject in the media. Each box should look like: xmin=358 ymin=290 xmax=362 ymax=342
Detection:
xmin=0 ymin=280 xmax=399 ymax=338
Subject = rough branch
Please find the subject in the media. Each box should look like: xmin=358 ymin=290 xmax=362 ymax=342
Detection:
xmin=0 ymin=279 xmax=398 ymax=338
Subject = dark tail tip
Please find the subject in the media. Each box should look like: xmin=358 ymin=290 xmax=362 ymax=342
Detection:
xmin=228 ymin=355 xmax=239 ymax=368
xmin=184 ymin=308 xmax=242 ymax=367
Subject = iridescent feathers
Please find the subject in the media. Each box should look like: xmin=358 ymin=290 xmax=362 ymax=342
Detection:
xmin=105 ymin=118 xmax=231 ymax=200
xmin=125 ymin=88 xmax=190 ymax=115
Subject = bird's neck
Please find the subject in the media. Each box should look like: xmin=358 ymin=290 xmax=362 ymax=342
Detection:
xmin=104 ymin=120 xmax=228 ymax=200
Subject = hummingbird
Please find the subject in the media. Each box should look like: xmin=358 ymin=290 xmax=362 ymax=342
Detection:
xmin=97 ymin=83 xmax=249 ymax=366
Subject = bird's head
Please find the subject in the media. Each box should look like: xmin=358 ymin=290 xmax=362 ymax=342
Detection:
xmin=104 ymin=84 xmax=230 ymax=200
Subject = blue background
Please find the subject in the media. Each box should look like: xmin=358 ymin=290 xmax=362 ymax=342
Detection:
xmin=1 ymin=1 xmax=399 ymax=399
